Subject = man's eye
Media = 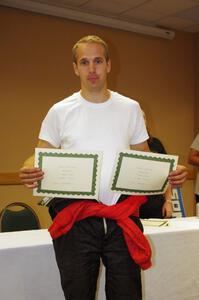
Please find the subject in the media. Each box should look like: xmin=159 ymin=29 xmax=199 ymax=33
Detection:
xmin=95 ymin=59 xmax=103 ymax=64
xmin=80 ymin=60 xmax=88 ymax=65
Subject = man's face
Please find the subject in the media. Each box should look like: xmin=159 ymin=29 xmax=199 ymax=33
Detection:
xmin=73 ymin=42 xmax=111 ymax=92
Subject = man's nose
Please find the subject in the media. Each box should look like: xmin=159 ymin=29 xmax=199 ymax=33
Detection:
xmin=89 ymin=62 xmax=95 ymax=73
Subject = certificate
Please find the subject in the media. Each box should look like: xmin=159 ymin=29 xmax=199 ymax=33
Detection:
xmin=33 ymin=148 xmax=102 ymax=199
xmin=110 ymin=150 xmax=178 ymax=195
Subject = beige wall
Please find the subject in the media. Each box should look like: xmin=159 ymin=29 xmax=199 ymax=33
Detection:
xmin=0 ymin=6 xmax=197 ymax=225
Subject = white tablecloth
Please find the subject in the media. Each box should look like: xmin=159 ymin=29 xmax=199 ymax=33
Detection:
xmin=1 ymin=218 xmax=199 ymax=300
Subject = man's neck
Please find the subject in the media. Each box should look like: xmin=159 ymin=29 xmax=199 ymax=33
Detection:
xmin=80 ymin=88 xmax=110 ymax=103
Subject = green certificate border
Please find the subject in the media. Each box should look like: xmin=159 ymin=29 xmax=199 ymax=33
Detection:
xmin=111 ymin=152 xmax=175 ymax=194
xmin=36 ymin=151 xmax=99 ymax=197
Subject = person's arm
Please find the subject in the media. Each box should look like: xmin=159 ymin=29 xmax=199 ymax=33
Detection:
xmin=19 ymin=139 xmax=56 ymax=188
xmin=188 ymin=148 xmax=199 ymax=167
xmin=162 ymin=185 xmax=173 ymax=218
xmin=130 ymin=141 xmax=150 ymax=152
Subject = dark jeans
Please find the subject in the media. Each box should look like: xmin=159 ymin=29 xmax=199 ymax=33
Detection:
xmin=49 ymin=197 xmax=143 ymax=300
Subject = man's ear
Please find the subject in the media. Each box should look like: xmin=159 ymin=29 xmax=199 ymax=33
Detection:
xmin=107 ymin=59 xmax=111 ymax=74
xmin=73 ymin=62 xmax=79 ymax=76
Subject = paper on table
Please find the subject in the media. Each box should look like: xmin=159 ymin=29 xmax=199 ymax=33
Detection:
xmin=110 ymin=150 xmax=178 ymax=195
xmin=141 ymin=219 xmax=169 ymax=227
xmin=33 ymin=148 xmax=102 ymax=199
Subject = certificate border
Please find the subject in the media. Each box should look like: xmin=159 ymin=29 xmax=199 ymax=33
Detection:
xmin=36 ymin=151 xmax=99 ymax=197
xmin=111 ymin=152 xmax=175 ymax=194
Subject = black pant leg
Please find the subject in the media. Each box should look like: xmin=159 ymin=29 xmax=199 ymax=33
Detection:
xmin=52 ymin=217 xmax=103 ymax=300
xmin=102 ymin=216 xmax=142 ymax=300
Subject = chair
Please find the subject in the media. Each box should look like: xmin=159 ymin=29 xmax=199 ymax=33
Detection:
xmin=0 ymin=202 xmax=40 ymax=232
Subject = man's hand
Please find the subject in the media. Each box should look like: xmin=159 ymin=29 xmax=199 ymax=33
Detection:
xmin=168 ymin=165 xmax=188 ymax=187
xmin=19 ymin=167 xmax=44 ymax=188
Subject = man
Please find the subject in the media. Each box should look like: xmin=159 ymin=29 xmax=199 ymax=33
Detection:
xmin=188 ymin=134 xmax=199 ymax=205
xmin=19 ymin=35 xmax=187 ymax=300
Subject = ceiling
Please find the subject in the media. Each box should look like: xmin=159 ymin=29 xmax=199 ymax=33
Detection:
xmin=1 ymin=0 xmax=199 ymax=39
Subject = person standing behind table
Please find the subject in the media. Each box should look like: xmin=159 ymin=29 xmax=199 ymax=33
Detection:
xmin=188 ymin=134 xmax=199 ymax=213
xmin=19 ymin=35 xmax=188 ymax=300
xmin=139 ymin=111 xmax=173 ymax=219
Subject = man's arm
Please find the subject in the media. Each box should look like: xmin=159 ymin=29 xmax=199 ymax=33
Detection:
xmin=130 ymin=141 xmax=150 ymax=152
xmin=168 ymin=165 xmax=187 ymax=187
xmin=19 ymin=139 xmax=56 ymax=188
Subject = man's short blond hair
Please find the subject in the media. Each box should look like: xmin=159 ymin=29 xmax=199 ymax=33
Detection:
xmin=72 ymin=35 xmax=110 ymax=63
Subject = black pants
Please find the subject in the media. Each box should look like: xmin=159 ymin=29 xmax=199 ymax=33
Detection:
xmin=139 ymin=195 xmax=165 ymax=219
xmin=49 ymin=197 xmax=143 ymax=300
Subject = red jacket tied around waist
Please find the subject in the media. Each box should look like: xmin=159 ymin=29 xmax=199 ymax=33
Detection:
xmin=48 ymin=195 xmax=152 ymax=270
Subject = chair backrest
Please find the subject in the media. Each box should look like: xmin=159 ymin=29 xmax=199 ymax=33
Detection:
xmin=0 ymin=202 xmax=40 ymax=232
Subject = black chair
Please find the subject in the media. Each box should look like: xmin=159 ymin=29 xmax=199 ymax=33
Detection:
xmin=0 ymin=202 xmax=40 ymax=232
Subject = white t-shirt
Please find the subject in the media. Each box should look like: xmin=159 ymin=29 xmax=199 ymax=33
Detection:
xmin=191 ymin=134 xmax=199 ymax=195
xmin=39 ymin=91 xmax=148 ymax=205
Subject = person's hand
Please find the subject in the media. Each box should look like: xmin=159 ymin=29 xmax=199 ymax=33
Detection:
xmin=162 ymin=201 xmax=173 ymax=218
xmin=19 ymin=167 xmax=44 ymax=188
xmin=168 ymin=165 xmax=188 ymax=187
